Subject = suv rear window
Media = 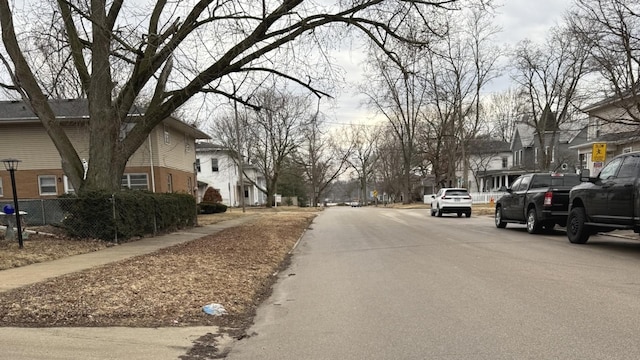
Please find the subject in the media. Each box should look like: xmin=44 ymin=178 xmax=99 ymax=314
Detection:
xmin=530 ymin=175 xmax=580 ymax=188
xmin=444 ymin=190 xmax=469 ymax=196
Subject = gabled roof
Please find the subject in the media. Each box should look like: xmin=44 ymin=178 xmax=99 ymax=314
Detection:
xmin=511 ymin=116 xmax=588 ymax=149
xmin=511 ymin=122 xmax=536 ymax=149
xmin=467 ymin=138 xmax=510 ymax=155
xmin=0 ymin=98 xmax=210 ymax=139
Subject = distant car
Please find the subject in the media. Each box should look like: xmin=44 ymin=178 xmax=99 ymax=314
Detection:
xmin=430 ymin=188 xmax=472 ymax=217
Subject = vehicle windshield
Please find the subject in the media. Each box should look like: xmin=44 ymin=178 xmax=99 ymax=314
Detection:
xmin=530 ymin=175 xmax=581 ymax=188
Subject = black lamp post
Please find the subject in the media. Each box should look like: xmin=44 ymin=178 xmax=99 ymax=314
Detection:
xmin=2 ymin=158 xmax=23 ymax=249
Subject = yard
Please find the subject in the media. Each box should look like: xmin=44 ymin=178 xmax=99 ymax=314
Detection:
xmin=0 ymin=208 xmax=317 ymax=331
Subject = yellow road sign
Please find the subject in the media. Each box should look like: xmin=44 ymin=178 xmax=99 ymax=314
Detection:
xmin=373 ymin=190 xmax=378 ymax=197
xmin=592 ymin=143 xmax=607 ymax=162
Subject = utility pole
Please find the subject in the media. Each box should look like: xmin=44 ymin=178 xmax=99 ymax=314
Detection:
xmin=232 ymin=80 xmax=246 ymax=213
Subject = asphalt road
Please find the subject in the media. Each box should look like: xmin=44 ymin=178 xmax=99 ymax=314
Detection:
xmin=227 ymin=206 xmax=640 ymax=360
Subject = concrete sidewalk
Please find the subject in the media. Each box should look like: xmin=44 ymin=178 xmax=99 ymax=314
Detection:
xmin=0 ymin=215 xmax=257 ymax=293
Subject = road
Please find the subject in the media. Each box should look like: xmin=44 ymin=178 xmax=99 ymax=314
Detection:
xmin=227 ymin=206 xmax=640 ymax=360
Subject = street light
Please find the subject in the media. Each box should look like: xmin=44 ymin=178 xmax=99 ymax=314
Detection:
xmin=2 ymin=158 xmax=23 ymax=249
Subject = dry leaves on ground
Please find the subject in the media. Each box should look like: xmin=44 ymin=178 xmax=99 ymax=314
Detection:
xmin=0 ymin=229 xmax=110 ymax=271
xmin=0 ymin=211 xmax=317 ymax=329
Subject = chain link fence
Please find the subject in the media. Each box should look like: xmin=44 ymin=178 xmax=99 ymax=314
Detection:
xmin=1 ymin=196 xmax=195 ymax=242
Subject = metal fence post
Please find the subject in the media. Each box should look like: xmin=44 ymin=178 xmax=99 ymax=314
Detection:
xmin=112 ymin=194 xmax=118 ymax=244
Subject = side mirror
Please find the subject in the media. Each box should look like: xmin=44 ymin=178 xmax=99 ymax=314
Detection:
xmin=579 ymin=168 xmax=591 ymax=182
xmin=431 ymin=194 xmax=435 ymax=199
xmin=498 ymin=186 xmax=507 ymax=192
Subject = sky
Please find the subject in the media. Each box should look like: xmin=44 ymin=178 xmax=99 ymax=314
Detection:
xmin=323 ymin=0 xmax=575 ymax=128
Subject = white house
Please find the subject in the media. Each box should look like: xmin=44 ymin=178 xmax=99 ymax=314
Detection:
xmin=456 ymin=138 xmax=514 ymax=192
xmin=195 ymin=142 xmax=266 ymax=206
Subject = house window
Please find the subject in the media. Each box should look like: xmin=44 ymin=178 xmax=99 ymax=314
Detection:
xmin=195 ymin=158 xmax=201 ymax=173
xmin=167 ymin=174 xmax=173 ymax=192
xmin=501 ymin=157 xmax=508 ymax=169
xmin=164 ymin=126 xmax=171 ymax=144
xmin=184 ymin=135 xmax=191 ymax=152
xmin=518 ymin=150 xmax=523 ymax=165
xmin=121 ymin=173 xmax=149 ymax=190
xmin=623 ymin=147 xmax=633 ymax=154
xmin=212 ymin=158 xmax=219 ymax=172
xmin=38 ymin=175 xmax=58 ymax=196
xmin=187 ymin=177 xmax=193 ymax=194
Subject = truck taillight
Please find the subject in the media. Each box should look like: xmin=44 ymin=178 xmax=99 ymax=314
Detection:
xmin=544 ymin=191 xmax=552 ymax=206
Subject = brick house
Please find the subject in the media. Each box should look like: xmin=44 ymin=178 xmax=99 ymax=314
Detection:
xmin=0 ymin=99 xmax=210 ymax=200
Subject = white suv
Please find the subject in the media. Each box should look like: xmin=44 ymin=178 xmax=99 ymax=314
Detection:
xmin=430 ymin=188 xmax=472 ymax=217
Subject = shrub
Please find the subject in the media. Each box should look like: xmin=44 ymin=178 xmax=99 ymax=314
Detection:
xmin=62 ymin=190 xmax=196 ymax=241
xmin=199 ymin=202 xmax=228 ymax=214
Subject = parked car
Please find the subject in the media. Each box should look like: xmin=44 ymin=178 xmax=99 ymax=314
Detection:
xmin=494 ymin=172 xmax=581 ymax=234
xmin=430 ymin=188 xmax=472 ymax=217
xmin=567 ymin=151 xmax=640 ymax=244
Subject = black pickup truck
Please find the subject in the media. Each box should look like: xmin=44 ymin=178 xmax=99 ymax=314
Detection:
xmin=494 ymin=172 xmax=581 ymax=234
xmin=567 ymin=151 xmax=640 ymax=244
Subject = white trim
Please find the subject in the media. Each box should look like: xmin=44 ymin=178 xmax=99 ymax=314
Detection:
xmin=38 ymin=175 xmax=58 ymax=196
xmin=121 ymin=173 xmax=149 ymax=190
xmin=63 ymin=176 xmax=75 ymax=194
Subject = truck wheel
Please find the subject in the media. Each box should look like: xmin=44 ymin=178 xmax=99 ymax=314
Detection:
xmin=495 ymin=206 xmax=506 ymax=228
xmin=466 ymin=210 xmax=472 ymax=218
xmin=526 ymin=208 xmax=542 ymax=234
xmin=430 ymin=208 xmax=435 ymax=216
xmin=567 ymin=207 xmax=591 ymax=244
xmin=437 ymin=206 xmax=443 ymax=217
xmin=457 ymin=212 xmax=462 ymax=217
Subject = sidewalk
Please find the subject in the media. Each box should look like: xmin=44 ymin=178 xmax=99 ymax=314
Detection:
xmin=0 ymin=215 xmax=258 ymax=293
xmin=0 ymin=216 xmax=257 ymax=360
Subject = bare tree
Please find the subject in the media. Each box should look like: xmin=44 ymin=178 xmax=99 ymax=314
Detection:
xmin=415 ymin=5 xmax=500 ymax=189
xmin=375 ymin=125 xmax=406 ymax=203
xmin=362 ymin=46 xmax=429 ymax=203
xmin=569 ymin=0 xmax=640 ymax=125
xmin=511 ymin=25 xmax=591 ymax=170
xmin=296 ymin=113 xmax=353 ymax=207
xmin=482 ymin=88 xmax=525 ymax=143
xmin=338 ymin=124 xmax=382 ymax=205
xmin=211 ymin=89 xmax=313 ymax=207
xmin=0 ymin=0 xmax=457 ymax=194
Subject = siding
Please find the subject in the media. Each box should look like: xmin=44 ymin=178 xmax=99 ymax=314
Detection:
xmin=0 ymin=123 xmax=90 ymax=170
xmin=154 ymin=122 xmax=197 ymax=173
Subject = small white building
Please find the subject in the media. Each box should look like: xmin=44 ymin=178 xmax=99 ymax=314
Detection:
xmin=195 ymin=142 xmax=266 ymax=207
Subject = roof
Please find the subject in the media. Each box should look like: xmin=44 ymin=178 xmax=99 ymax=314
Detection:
xmin=512 ymin=122 xmax=536 ymax=149
xmin=467 ymin=138 xmax=511 ymax=155
xmin=511 ymin=117 xmax=588 ymax=149
xmin=195 ymin=142 xmax=227 ymax=152
xmin=0 ymin=98 xmax=210 ymax=139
